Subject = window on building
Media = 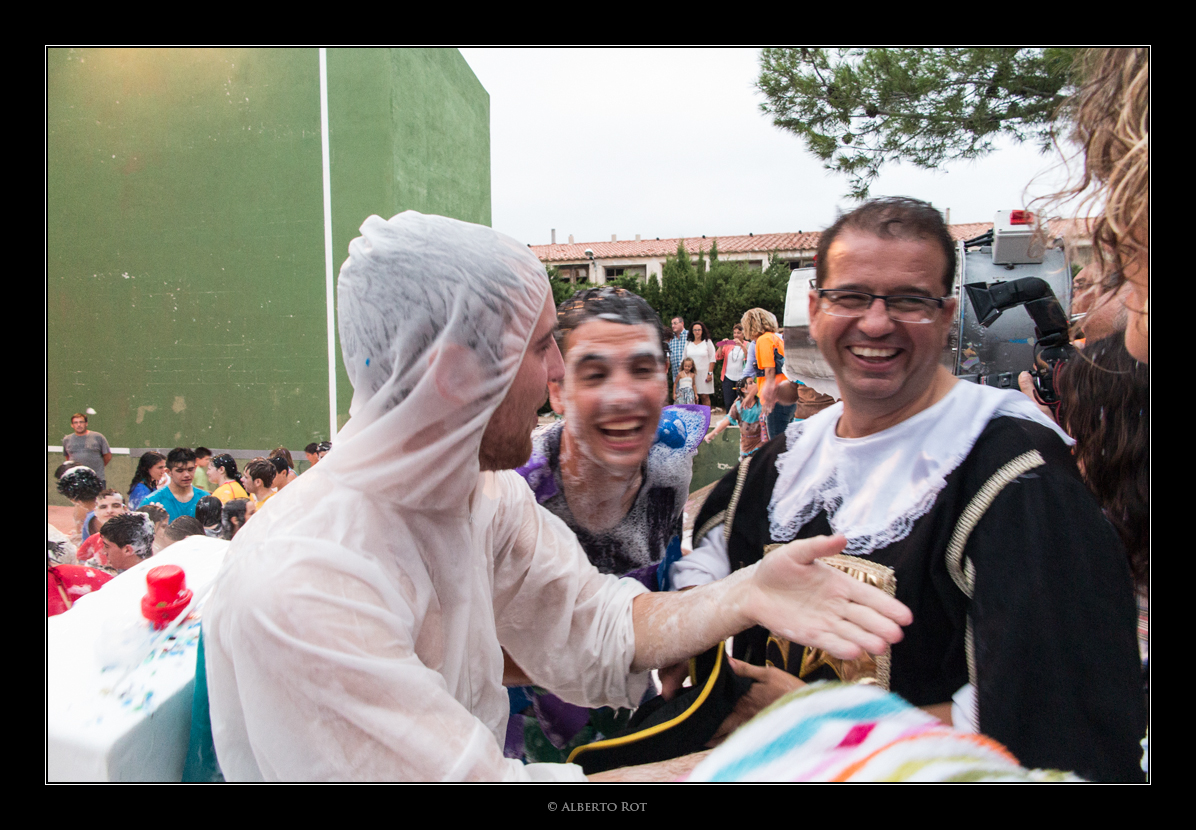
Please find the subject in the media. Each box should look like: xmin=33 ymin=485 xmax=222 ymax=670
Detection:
xmin=558 ymin=265 xmax=590 ymax=283
xmin=604 ymin=265 xmax=647 ymax=279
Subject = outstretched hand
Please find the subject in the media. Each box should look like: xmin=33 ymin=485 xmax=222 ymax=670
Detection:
xmin=747 ymin=534 xmax=911 ymax=660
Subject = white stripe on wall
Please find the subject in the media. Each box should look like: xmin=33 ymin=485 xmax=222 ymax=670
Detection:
xmin=319 ymin=47 xmax=338 ymax=441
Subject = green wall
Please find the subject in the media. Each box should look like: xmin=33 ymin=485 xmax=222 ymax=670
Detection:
xmin=47 ymin=48 xmax=490 ymax=490
xmin=325 ymin=48 xmax=491 ymax=430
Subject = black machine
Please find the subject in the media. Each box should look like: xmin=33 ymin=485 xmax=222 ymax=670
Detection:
xmin=962 ymin=277 xmax=1074 ymax=412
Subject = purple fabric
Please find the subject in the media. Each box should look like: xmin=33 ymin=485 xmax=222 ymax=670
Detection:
xmin=624 ymin=562 xmax=660 ymax=592
xmin=515 ymin=450 xmax=558 ymax=503
xmin=503 ymin=712 xmax=525 ymax=759
xmin=533 ymin=692 xmax=593 ymax=750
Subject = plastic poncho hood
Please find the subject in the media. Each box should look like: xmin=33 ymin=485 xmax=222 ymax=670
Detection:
xmin=327 ymin=211 xmax=550 ymax=507
xmin=206 ymin=213 xmax=648 ymax=782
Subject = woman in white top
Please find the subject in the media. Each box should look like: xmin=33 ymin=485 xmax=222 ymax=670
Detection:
xmin=720 ymin=324 xmax=748 ymax=410
xmin=685 ymin=321 xmax=717 ymax=406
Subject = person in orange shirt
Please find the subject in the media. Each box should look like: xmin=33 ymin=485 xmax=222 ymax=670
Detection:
xmin=208 ymin=455 xmax=249 ymax=504
xmin=741 ymin=307 xmax=794 ymax=441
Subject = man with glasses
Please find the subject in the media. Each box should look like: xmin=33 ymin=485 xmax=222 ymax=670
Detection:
xmin=675 ymin=197 xmax=1144 ymax=781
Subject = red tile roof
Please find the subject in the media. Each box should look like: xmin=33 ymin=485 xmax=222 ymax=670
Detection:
xmin=532 ymin=232 xmax=819 ymax=263
xmin=532 ymin=219 xmax=1089 ymax=263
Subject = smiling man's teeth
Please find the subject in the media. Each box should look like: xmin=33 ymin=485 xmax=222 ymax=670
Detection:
xmin=601 ymin=420 xmax=643 ymax=437
xmin=849 ymin=346 xmax=898 ymax=358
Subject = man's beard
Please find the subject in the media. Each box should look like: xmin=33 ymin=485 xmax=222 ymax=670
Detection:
xmin=477 ymin=390 xmax=545 ymax=472
xmin=478 ymin=431 xmax=533 ymax=472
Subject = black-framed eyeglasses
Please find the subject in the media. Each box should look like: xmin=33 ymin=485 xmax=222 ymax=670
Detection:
xmin=810 ymin=285 xmax=952 ymax=324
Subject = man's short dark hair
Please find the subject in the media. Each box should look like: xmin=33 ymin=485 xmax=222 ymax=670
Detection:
xmin=305 ymin=442 xmax=320 ymax=455
xmin=71 ymin=413 xmax=87 ymax=423
xmin=97 ymin=488 xmax=122 ymax=502
xmin=194 ymin=446 xmax=212 ymax=459
xmin=556 ymin=287 xmax=667 ymax=359
xmin=815 ymin=197 xmax=956 ymax=295
xmin=101 ymin=513 xmax=155 ymax=559
xmin=166 ymin=447 xmax=197 ymax=469
xmin=245 ymin=458 xmax=276 ymax=488
xmin=269 ymin=456 xmax=289 ymax=477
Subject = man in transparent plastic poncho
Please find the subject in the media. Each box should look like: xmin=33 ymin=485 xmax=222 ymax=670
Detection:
xmin=203 ymin=212 xmax=911 ymax=782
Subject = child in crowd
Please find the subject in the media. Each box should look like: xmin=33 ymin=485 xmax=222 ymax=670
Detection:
xmin=56 ymin=464 xmax=105 ymax=545
xmin=208 ymin=455 xmax=249 ymax=504
xmin=242 ymin=458 xmax=277 ymax=509
xmin=134 ymin=503 xmax=171 ymax=555
xmin=674 ymin=357 xmax=698 ymax=405
xmin=76 ymin=489 xmax=129 ymax=565
xmin=221 ymin=498 xmax=255 ymax=540
xmin=193 ymin=447 xmax=213 ymax=492
xmin=268 ymin=453 xmax=296 ymax=491
xmin=704 ymin=377 xmax=765 ymax=459
xmin=128 ymin=452 xmax=167 ymax=508
xmin=195 ymin=495 xmax=225 ymax=538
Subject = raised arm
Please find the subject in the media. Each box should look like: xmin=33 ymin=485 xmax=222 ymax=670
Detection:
xmin=630 ymin=534 xmax=911 ymax=673
xmin=704 ymin=412 xmax=733 ymax=444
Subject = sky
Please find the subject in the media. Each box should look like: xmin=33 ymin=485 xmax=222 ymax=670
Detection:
xmin=459 ymin=48 xmax=1077 ymax=247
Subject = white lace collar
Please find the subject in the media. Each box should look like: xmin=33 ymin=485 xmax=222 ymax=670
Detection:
xmin=769 ymin=381 xmax=1073 ymax=555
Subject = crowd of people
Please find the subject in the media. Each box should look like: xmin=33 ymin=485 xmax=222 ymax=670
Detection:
xmin=48 ymin=440 xmax=332 ymax=613
xmin=49 ymin=47 xmax=1147 ymax=782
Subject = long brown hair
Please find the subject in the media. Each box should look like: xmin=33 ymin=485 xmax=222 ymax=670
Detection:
xmin=1057 ymin=335 xmax=1149 ymax=585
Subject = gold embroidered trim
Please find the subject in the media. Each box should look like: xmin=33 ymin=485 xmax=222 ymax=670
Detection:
xmin=760 ymin=551 xmax=897 ymax=691
xmin=692 ymin=511 xmax=725 ymax=550
xmin=944 ymin=449 xmax=1045 ymax=719
xmin=722 ymin=456 xmax=754 ymax=544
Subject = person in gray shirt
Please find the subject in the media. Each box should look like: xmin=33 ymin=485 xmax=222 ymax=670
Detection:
xmin=62 ymin=413 xmax=111 ymax=485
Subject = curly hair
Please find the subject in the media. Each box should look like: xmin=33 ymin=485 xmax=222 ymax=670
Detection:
xmin=1057 ymin=335 xmax=1148 ymax=585
xmin=1044 ymin=49 xmax=1148 ymax=293
xmin=740 ymin=308 xmax=778 ymax=340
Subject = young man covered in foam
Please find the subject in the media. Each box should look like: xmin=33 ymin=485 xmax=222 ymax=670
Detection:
xmin=508 ymin=287 xmax=707 ymax=761
xmin=97 ymin=512 xmax=156 ymax=574
xmin=75 ymin=489 xmax=129 ymax=566
xmin=519 ymin=287 xmax=706 ymax=580
xmin=202 ymin=211 xmax=911 ymax=783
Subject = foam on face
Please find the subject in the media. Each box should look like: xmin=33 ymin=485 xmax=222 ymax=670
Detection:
xmin=560 ymin=333 xmax=665 ymax=472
